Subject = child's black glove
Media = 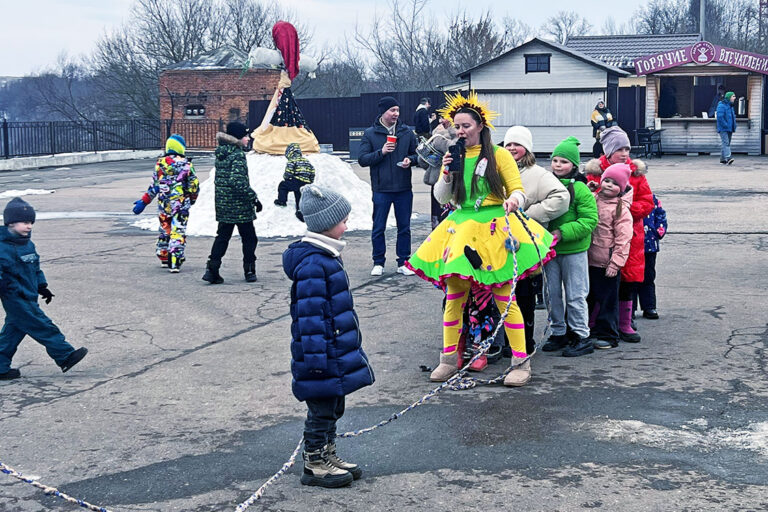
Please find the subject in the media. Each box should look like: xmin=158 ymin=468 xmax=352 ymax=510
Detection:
xmin=254 ymin=200 xmax=263 ymax=213
xmin=38 ymin=284 xmax=54 ymax=304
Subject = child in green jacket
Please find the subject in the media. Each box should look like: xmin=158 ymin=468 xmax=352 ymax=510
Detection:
xmin=541 ymin=137 xmax=598 ymax=357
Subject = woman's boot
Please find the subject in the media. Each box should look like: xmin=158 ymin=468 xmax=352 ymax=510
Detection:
xmin=430 ymin=352 xmax=459 ymax=382
xmin=244 ymin=261 xmax=257 ymax=282
xmin=503 ymin=358 xmax=531 ymax=387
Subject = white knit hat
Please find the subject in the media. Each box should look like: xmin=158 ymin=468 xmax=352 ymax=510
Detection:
xmin=503 ymin=126 xmax=533 ymax=154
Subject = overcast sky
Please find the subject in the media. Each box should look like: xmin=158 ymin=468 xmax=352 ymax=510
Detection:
xmin=0 ymin=0 xmax=645 ymax=77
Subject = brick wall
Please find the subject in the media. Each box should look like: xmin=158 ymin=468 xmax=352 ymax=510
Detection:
xmin=158 ymin=68 xmax=280 ymax=124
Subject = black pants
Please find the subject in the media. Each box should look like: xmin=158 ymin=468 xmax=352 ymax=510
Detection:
xmin=638 ymin=252 xmax=657 ymax=311
xmin=276 ymin=179 xmax=303 ymax=209
xmin=619 ymin=280 xmax=639 ymax=302
xmin=304 ymin=396 xmax=345 ymax=451
xmin=209 ymin=222 xmax=257 ymax=267
xmin=516 ymin=274 xmax=543 ymax=354
xmin=587 ymin=266 xmax=620 ymax=341
xmin=593 ymin=140 xmax=604 ymax=158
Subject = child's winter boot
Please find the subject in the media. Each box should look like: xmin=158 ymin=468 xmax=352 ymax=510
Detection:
xmin=202 ymin=259 xmax=224 ymax=284
xmin=467 ymin=343 xmax=487 ymax=371
xmin=588 ymin=303 xmax=600 ymax=329
xmin=60 ymin=347 xmax=88 ymax=373
xmin=503 ymin=357 xmax=531 ymax=387
xmin=300 ymin=448 xmax=353 ymax=488
xmin=324 ymin=443 xmax=362 ymax=480
xmin=429 ymin=351 xmax=459 ymax=382
xmin=244 ymin=262 xmax=257 ymax=283
xmin=618 ymin=301 xmax=641 ymax=342
xmin=168 ymin=254 xmax=183 ymax=273
xmin=562 ymin=336 xmax=594 ymax=357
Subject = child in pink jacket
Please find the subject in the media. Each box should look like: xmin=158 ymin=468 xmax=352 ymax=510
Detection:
xmin=587 ymin=163 xmax=633 ymax=349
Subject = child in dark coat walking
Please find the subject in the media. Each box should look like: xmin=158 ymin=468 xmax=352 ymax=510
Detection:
xmin=638 ymin=195 xmax=667 ymax=319
xmin=282 ymin=185 xmax=374 ymax=488
xmin=0 ymin=198 xmax=87 ymax=380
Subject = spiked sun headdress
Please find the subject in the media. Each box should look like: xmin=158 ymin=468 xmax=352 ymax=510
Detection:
xmin=436 ymin=90 xmax=500 ymax=131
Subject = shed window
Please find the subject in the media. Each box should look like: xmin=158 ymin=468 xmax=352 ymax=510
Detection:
xmin=525 ymin=54 xmax=550 ymax=73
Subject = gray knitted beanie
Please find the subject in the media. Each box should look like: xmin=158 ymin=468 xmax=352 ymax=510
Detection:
xmin=299 ymin=185 xmax=351 ymax=233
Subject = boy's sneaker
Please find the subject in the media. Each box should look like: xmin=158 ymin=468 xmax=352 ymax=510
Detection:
xmin=168 ymin=255 xmax=183 ymax=273
xmin=643 ymin=309 xmax=659 ymax=319
xmin=60 ymin=347 xmax=88 ymax=373
xmin=397 ymin=265 xmax=415 ymax=276
xmin=727 ymin=158 xmax=735 ymax=165
xmin=542 ymin=333 xmax=569 ymax=352
xmin=593 ymin=339 xmax=618 ymax=350
xmin=562 ymin=337 xmax=594 ymax=357
xmin=300 ymin=448 xmax=354 ymax=488
xmin=325 ymin=443 xmax=362 ymax=480
xmin=370 ymin=265 xmax=384 ymax=276
xmin=274 ymin=200 xmax=287 ymax=207
xmin=0 ymin=368 xmax=21 ymax=380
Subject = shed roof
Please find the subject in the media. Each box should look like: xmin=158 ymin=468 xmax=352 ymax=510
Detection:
xmin=164 ymin=46 xmax=249 ymax=71
xmin=567 ymin=34 xmax=702 ymax=70
xmin=458 ymin=37 xmax=629 ymax=79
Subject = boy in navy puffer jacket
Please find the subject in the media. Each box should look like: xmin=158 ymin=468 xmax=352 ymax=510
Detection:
xmin=282 ymin=185 xmax=374 ymax=488
xmin=0 ymin=198 xmax=87 ymax=380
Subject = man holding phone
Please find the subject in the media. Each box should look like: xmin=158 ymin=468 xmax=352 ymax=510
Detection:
xmin=358 ymin=96 xmax=418 ymax=276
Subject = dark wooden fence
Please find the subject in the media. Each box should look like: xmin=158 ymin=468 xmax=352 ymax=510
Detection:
xmin=249 ymin=90 xmax=440 ymax=151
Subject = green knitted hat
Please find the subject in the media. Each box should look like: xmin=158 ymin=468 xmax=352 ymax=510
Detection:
xmin=724 ymin=91 xmax=735 ymax=101
xmin=551 ymin=136 xmax=581 ymax=168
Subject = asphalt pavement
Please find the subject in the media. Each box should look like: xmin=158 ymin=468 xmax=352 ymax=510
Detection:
xmin=0 ymin=154 xmax=767 ymax=512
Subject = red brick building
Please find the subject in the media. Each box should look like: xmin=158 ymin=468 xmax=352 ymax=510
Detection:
xmin=158 ymin=46 xmax=281 ymax=148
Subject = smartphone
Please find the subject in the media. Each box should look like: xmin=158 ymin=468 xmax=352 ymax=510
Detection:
xmin=447 ymin=138 xmax=466 ymax=174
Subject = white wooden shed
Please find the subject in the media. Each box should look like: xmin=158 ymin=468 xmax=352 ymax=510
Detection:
xmin=458 ymin=38 xmax=630 ymax=153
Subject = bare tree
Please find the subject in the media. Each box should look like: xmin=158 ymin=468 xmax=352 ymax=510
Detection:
xmin=542 ymin=11 xmax=593 ymax=44
xmin=599 ymin=17 xmax=637 ymax=36
xmin=501 ymin=18 xmax=537 ymax=48
xmin=635 ymin=0 xmax=694 ymax=35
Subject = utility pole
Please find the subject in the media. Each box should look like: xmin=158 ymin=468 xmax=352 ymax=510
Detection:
xmin=700 ymin=0 xmax=706 ymax=40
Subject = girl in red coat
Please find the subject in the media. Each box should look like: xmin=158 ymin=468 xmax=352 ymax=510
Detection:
xmin=584 ymin=126 xmax=654 ymax=343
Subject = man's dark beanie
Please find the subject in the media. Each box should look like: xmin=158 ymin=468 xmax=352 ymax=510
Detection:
xmin=3 ymin=197 xmax=35 ymax=225
xmin=378 ymin=96 xmax=399 ymax=115
xmin=226 ymin=121 xmax=248 ymax=139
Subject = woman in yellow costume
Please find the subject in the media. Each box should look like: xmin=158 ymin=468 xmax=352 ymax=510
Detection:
xmin=405 ymin=92 xmax=556 ymax=386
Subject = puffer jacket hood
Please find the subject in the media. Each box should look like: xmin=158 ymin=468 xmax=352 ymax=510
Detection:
xmin=585 ymin=156 xmax=647 ymax=177
xmin=285 ymin=142 xmax=302 ymax=160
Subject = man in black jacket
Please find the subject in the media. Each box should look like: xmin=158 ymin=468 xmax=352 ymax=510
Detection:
xmin=358 ymin=96 xmax=418 ymax=276
xmin=413 ymin=97 xmax=431 ymax=139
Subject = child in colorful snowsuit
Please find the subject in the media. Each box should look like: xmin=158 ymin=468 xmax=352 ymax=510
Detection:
xmin=275 ymin=142 xmax=315 ymax=222
xmin=133 ymin=134 xmax=199 ymax=272
xmin=0 ymin=198 xmax=87 ymax=380
xmin=282 ymin=185 xmax=374 ymax=488
xmin=587 ymin=163 xmax=633 ymax=349
xmin=541 ymin=136 xmax=599 ymax=357
xmin=585 ymin=126 xmax=653 ymax=343
xmin=638 ymin=195 xmax=667 ymax=319
xmin=406 ymin=93 xmax=555 ymax=386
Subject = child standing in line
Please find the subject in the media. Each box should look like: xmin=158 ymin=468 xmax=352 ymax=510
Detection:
xmin=587 ymin=164 xmax=633 ymax=349
xmin=0 ymin=198 xmax=87 ymax=380
xmin=585 ymin=126 xmax=654 ymax=343
xmin=274 ymin=143 xmax=315 ymax=222
xmin=541 ymin=137 xmax=599 ymax=357
xmin=282 ymin=185 xmax=374 ymax=488
xmin=638 ymin=195 xmax=667 ymax=319
xmin=132 ymin=134 xmax=199 ymax=272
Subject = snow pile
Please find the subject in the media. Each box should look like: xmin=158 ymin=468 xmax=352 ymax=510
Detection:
xmin=0 ymin=189 xmax=55 ymax=199
xmin=134 ymin=152 xmax=388 ymax=237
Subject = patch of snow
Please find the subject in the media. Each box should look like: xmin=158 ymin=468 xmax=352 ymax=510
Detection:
xmin=0 ymin=189 xmax=55 ymax=199
xmin=134 ymin=153 xmax=393 ymax=237
xmin=590 ymin=419 xmax=768 ymax=457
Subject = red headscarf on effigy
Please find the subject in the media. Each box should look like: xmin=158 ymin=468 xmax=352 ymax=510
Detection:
xmin=272 ymin=21 xmax=300 ymax=80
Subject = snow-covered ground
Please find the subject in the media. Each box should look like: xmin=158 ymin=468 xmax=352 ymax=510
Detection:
xmin=134 ymin=152 xmax=396 ymax=237
xmin=0 ymin=189 xmax=55 ymax=199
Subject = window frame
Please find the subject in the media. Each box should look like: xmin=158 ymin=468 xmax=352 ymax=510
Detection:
xmin=524 ymin=53 xmax=551 ymax=74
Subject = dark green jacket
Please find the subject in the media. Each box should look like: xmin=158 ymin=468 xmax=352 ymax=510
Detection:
xmin=548 ymin=177 xmax=598 ymax=255
xmin=214 ymin=132 xmax=258 ymax=224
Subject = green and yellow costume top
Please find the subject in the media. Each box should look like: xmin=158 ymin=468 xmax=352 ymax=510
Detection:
xmin=406 ymin=144 xmax=556 ymax=290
